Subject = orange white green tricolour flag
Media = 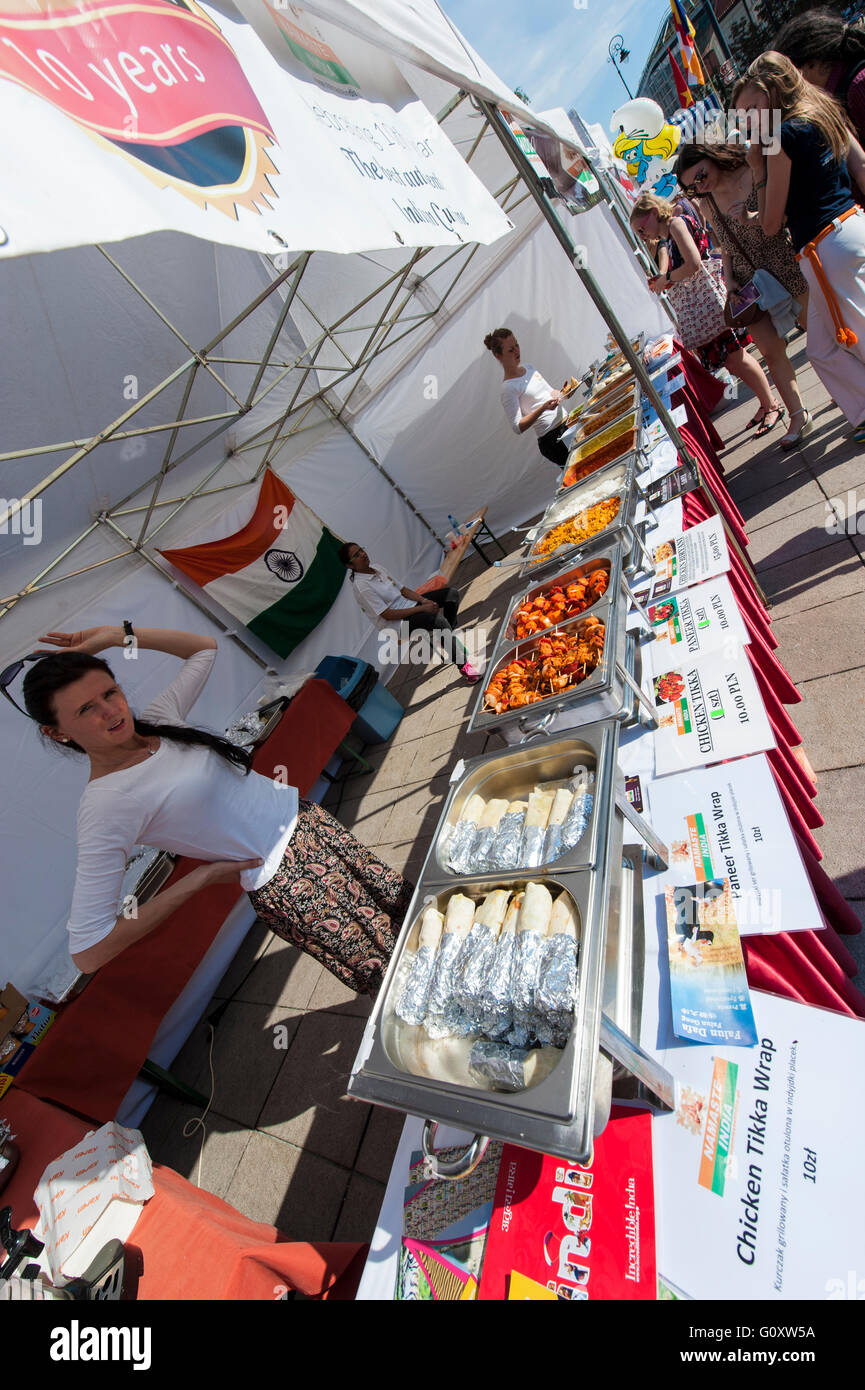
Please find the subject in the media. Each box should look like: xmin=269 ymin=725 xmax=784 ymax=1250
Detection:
xmin=159 ymin=469 xmax=346 ymax=658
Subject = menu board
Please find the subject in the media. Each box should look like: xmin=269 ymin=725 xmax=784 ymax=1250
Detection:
xmin=646 ymin=754 xmax=822 ymax=936
xmin=647 ymin=991 xmax=865 ymax=1301
xmin=643 ymin=575 xmax=749 ymax=676
xmin=478 ymin=1109 xmax=656 ymax=1300
xmin=633 ymin=517 xmax=731 ymax=605
xmin=651 ymin=646 xmax=775 ymax=777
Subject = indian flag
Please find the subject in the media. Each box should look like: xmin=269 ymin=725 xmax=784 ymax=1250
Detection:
xmin=159 ymin=469 xmax=346 ymax=658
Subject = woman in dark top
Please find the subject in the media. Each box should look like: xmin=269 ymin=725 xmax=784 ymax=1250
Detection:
xmin=735 ymin=52 xmax=865 ymax=440
xmin=773 ymin=9 xmax=865 ymax=149
xmin=629 ymin=191 xmax=779 ymax=423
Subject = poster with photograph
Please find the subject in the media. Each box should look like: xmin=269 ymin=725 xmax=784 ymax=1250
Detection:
xmin=664 ymin=879 xmax=758 ymax=1047
xmin=643 ymin=575 xmax=749 ymax=676
xmin=647 ymin=991 xmax=865 ymax=1300
xmin=646 ymin=754 xmax=822 ymax=936
xmin=652 ymin=647 xmax=775 ymax=776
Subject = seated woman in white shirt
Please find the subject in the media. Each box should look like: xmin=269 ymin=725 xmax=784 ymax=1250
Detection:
xmin=338 ymin=542 xmax=480 ymax=682
xmin=14 ymin=624 xmax=413 ymax=992
xmin=484 ymin=327 xmax=571 ymax=467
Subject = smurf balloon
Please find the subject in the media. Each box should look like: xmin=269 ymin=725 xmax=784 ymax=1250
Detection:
xmin=611 ymin=98 xmax=681 ymax=199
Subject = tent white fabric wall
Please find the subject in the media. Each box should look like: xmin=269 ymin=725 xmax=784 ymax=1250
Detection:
xmin=0 ymin=6 xmax=670 ymax=1000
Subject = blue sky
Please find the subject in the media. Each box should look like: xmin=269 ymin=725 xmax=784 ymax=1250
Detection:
xmin=441 ymin=0 xmax=668 ymax=131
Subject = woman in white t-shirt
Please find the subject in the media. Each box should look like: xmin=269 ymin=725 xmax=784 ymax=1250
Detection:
xmin=13 ymin=624 xmax=412 ymax=993
xmin=484 ymin=327 xmax=571 ymax=467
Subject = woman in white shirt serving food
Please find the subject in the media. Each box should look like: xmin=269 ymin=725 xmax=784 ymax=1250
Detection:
xmin=10 ymin=624 xmax=413 ymax=993
xmin=484 ymin=327 xmax=574 ymax=467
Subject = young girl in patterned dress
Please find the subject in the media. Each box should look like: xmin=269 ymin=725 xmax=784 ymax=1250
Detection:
xmin=630 ymin=191 xmax=781 ymax=431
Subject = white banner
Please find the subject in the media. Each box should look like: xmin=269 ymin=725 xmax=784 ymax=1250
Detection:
xmin=0 ymin=0 xmax=512 ymax=258
xmin=647 ymin=754 xmax=823 ymax=936
xmin=648 ymin=990 xmax=865 ymax=1302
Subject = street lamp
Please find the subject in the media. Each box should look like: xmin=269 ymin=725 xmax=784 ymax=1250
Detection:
xmin=608 ymin=34 xmax=634 ymax=99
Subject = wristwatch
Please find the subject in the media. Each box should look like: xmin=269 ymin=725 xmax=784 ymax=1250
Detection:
xmin=122 ymin=620 xmax=135 ymax=651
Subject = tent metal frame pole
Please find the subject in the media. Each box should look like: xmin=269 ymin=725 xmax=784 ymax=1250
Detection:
xmin=99 ymin=516 xmax=273 ymax=672
xmin=0 ymin=412 xmax=241 ymax=463
xmin=96 ymin=246 xmax=247 ymax=410
xmin=478 ymin=98 xmax=769 ymax=608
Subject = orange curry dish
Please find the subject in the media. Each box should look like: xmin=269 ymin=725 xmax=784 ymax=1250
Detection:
xmin=512 ymin=569 xmax=609 ymax=639
xmin=483 ymin=617 xmax=606 ymax=713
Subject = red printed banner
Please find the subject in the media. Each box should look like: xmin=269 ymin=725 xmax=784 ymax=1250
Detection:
xmin=478 ymin=1108 xmax=656 ymax=1300
xmin=0 ymin=0 xmax=275 ymax=144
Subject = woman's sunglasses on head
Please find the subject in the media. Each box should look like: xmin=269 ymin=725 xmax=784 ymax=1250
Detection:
xmin=0 ymin=651 xmax=52 ymax=717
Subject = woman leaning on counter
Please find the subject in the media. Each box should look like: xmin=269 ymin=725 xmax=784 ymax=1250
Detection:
xmin=7 ymin=624 xmax=412 ymax=994
xmin=485 ymin=327 xmax=572 ymax=467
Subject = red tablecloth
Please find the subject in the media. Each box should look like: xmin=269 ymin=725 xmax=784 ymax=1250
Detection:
xmin=0 ymin=1090 xmax=364 ymax=1300
xmin=17 ymin=679 xmax=357 ymax=1123
xmin=670 ymin=347 xmax=863 ymax=1015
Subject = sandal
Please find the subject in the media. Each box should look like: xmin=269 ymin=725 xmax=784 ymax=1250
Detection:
xmin=747 ymin=399 xmax=783 ymax=430
xmin=780 ymin=408 xmax=812 ymax=451
xmin=754 ymin=405 xmax=784 ymax=437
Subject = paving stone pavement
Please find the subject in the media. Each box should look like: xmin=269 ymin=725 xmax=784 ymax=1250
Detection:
xmin=141 ymin=339 xmax=865 ymax=1266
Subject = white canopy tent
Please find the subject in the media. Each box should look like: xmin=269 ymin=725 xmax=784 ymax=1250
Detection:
xmin=0 ymin=0 xmax=669 ymax=999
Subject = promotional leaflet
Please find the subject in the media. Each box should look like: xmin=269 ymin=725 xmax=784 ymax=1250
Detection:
xmin=651 ymin=646 xmax=775 ymax=776
xmin=664 ymin=879 xmax=758 ymax=1047
xmin=643 ymin=575 xmax=749 ymax=675
xmin=478 ymin=1109 xmax=656 ymax=1300
xmin=645 ymin=460 xmax=701 ymax=509
xmin=633 ymin=517 xmax=731 ymax=605
xmin=646 ymin=754 xmax=822 ymax=936
xmin=647 ymin=991 xmax=865 ymax=1300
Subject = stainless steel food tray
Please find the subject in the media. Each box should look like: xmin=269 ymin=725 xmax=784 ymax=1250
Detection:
xmin=495 ymin=543 xmax=623 ymax=659
xmin=348 ymin=793 xmax=624 ymax=1163
xmin=467 ymin=586 xmax=624 ymax=738
xmin=426 ymin=721 xmax=620 ymax=880
xmin=540 ymin=453 xmax=638 ymax=533
xmin=519 ymin=456 xmax=644 ymax=580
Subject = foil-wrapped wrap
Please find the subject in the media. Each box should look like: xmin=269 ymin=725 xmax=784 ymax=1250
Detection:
xmin=424 ymin=933 xmax=470 ymax=1038
xmin=423 ymin=894 xmax=475 ymax=1038
xmin=468 ymin=1040 xmax=563 ymax=1091
xmin=542 ymin=788 xmax=575 ymax=864
xmin=468 ymin=1040 xmax=535 ymax=1092
xmin=476 ymin=918 xmax=519 ymax=1039
xmin=396 ymin=905 xmax=444 ymax=1026
xmin=560 ymin=784 xmax=594 ymax=853
xmin=446 ymin=795 xmax=485 ymax=874
xmin=488 ymin=805 xmax=528 ymax=870
xmin=521 ymin=824 xmax=546 ymax=869
xmin=395 ymin=946 xmax=439 ymax=1026
xmin=508 ymin=928 xmax=546 ymax=1047
xmin=454 ymin=925 xmax=499 ymax=1020
xmin=465 ymin=799 xmax=510 ymax=872
xmin=522 ymin=791 xmax=554 ymax=869
xmin=447 ymin=823 xmax=478 ymax=874
xmin=533 ymin=934 xmax=579 ymax=1047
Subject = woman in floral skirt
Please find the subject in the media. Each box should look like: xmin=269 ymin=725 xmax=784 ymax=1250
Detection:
xmin=12 ymin=624 xmax=412 ymax=995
